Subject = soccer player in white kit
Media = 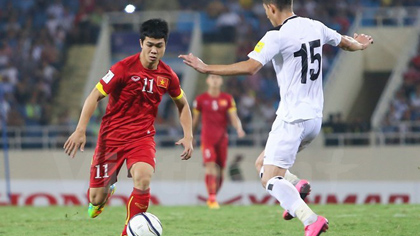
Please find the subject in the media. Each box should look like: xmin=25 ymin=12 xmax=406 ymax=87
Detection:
xmin=179 ymin=0 xmax=373 ymax=235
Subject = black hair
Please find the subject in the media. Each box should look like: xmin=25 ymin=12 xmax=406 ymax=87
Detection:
xmin=262 ymin=0 xmax=293 ymax=11
xmin=139 ymin=18 xmax=169 ymax=43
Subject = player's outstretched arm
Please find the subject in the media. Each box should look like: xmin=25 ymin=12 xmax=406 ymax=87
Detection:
xmin=338 ymin=33 xmax=374 ymax=51
xmin=228 ymin=110 xmax=246 ymax=138
xmin=178 ymin=53 xmax=263 ymax=76
xmin=64 ymin=88 xmax=105 ymax=158
xmin=173 ymin=95 xmax=193 ymax=160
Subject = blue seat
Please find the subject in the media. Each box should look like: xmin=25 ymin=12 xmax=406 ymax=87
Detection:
xmin=176 ymin=13 xmax=194 ymax=32
xmin=63 ymin=0 xmax=79 ymax=13
xmin=12 ymin=0 xmax=35 ymax=12
xmin=33 ymin=11 xmax=47 ymax=29
xmin=0 ymin=0 xmax=8 ymax=8
xmin=200 ymin=12 xmax=217 ymax=34
xmin=361 ymin=0 xmax=380 ymax=7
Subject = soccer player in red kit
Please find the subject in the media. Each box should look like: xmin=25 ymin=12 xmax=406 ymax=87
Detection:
xmin=192 ymin=74 xmax=245 ymax=209
xmin=64 ymin=19 xmax=193 ymax=236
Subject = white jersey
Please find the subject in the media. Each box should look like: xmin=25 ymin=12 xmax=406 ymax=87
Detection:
xmin=248 ymin=16 xmax=341 ymax=123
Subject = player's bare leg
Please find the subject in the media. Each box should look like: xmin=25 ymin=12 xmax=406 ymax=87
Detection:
xmin=88 ymin=184 xmax=116 ymax=218
xmin=205 ymin=162 xmax=220 ymax=209
xmin=89 ymin=187 xmax=109 ymax=206
xmin=255 ymin=150 xmax=311 ymax=220
xmin=262 ymin=165 xmax=328 ymax=236
xmin=256 ymin=151 xmax=311 ymax=190
xmin=255 ymin=151 xmax=264 ymax=178
xmin=216 ymin=167 xmax=224 ymax=194
xmin=121 ymin=162 xmax=154 ymax=236
xmin=256 ymin=150 xmax=300 ymax=183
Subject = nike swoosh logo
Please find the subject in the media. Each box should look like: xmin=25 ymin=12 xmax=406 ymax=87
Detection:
xmin=135 ymin=203 xmax=148 ymax=210
xmin=131 ymin=76 xmax=141 ymax=82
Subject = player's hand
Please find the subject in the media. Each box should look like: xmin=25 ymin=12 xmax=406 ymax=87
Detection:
xmin=237 ymin=129 xmax=246 ymax=138
xmin=175 ymin=137 xmax=193 ymax=160
xmin=178 ymin=53 xmax=208 ymax=73
xmin=63 ymin=129 xmax=86 ymax=158
xmin=354 ymin=33 xmax=373 ymax=50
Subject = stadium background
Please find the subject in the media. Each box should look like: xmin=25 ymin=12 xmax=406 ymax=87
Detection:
xmin=0 ymin=0 xmax=419 ymax=209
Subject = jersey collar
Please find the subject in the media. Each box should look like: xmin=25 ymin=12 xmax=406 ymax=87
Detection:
xmin=271 ymin=15 xmax=298 ymax=31
xmin=282 ymin=15 xmax=298 ymax=25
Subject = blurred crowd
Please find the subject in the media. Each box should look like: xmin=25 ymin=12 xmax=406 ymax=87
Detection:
xmin=380 ymin=37 xmax=420 ymax=143
xmin=0 ymin=0 xmax=69 ymax=127
xmin=0 ymin=0 xmax=358 ymax=129
xmin=194 ymin=0 xmax=359 ymax=132
xmin=2 ymin=0 xmax=419 ymax=145
xmin=0 ymin=0 xmax=99 ymax=127
xmin=322 ymin=113 xmax=371 ymax=146
xmin=0 ymin=0 xmax=139 ymax=128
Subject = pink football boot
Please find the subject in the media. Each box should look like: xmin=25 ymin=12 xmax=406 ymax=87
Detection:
xmin=304 ymin=216 xmax=329 ymax=236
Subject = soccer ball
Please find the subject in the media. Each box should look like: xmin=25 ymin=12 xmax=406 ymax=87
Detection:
xmin=127 ymin=212 xmax=163 ymax=236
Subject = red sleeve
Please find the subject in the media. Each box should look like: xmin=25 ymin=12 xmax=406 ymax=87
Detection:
xmin=96 ymin=62 xmax=125 ymax=96
xmin=167 ymin=71 xmax=183 ymax=100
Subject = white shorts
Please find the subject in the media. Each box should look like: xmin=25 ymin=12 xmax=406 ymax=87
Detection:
xmin=263 ymin=116 xmax=322 ymax=169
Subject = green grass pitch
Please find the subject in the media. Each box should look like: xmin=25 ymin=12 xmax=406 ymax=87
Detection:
xmin=0 ymin=204 xmax=419 ymax=236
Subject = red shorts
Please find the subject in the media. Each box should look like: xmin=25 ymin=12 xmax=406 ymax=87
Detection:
xmin=201 ymin=135 xmax=228 ymax=169
xmin=89 ymin=137 xmax=156 ymax=188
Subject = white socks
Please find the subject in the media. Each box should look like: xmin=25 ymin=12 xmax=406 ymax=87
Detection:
xmin=284 ymin=170 xmax=300 ymax=186
xmin=265 ymin=176 xmax=317 ymax=226
xmin=295 ymin=203 xmax=318 ymax=226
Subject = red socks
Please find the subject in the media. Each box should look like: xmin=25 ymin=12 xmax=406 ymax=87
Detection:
xmin=121 ymin=188 xmax=150 ymax=236
xmin=205 ymin=174 xmax=217 ymax=202
xmin=216 ymin=175 xmax=224 ymax=194
xmin=206 ymin=174 xmax=225 ymax=201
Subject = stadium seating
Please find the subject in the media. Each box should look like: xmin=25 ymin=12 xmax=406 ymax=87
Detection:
xmin=3 ymin=0 xmax=420 ymax=149
xmin=380 ymin=40 xmax=420 ymax=144
xmin=0 ymin=1 xmax=73 ymax=127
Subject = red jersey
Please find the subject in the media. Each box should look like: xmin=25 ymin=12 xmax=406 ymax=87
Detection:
xmin=193 ymin=92 xmax=236 ymax=144
xmin=95 ymin=53 xmax=183 ymax=146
